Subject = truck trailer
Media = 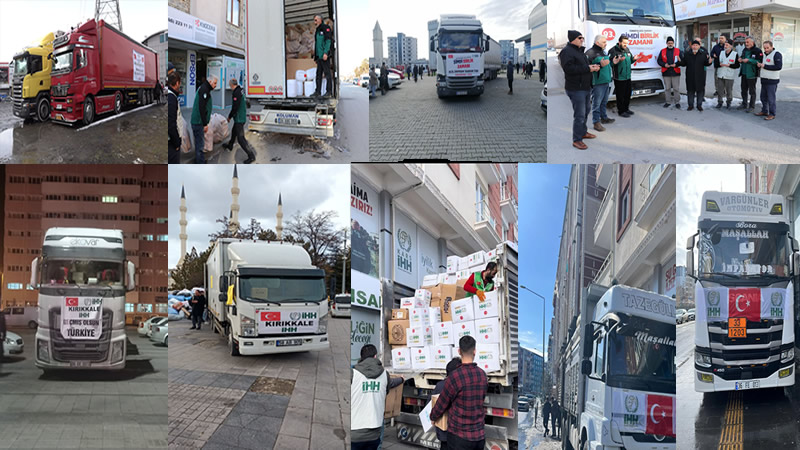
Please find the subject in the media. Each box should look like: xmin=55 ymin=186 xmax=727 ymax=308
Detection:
xmin=561 ymin=284 xmax=676 ymax=450
xmin=11 ymin=32 xmax=56 ymax=122
xmin=244 ymin=0 xmax=339 ymax=138
xmin=687 ymin=191 xmax=797 ymax=392
xmin=205 ymin=239 xmax=330 ymax=356
xmin=50 ymin=19 xmax=158 ymax=125
xmin=430 ymin=14 xmax=501 ymax=98
xmin=29 ymin=228 xmax=136 ymax=372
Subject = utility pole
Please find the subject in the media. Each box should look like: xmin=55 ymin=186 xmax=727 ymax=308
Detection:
xmin=342 ymin=229 xmax=347 ymax=294
xmin=95 ymin=0 xmax=122 ymax=31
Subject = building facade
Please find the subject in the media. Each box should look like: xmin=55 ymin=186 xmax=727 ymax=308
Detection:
xmin=500 ymin=40 xmax=515 ymax=65
xmin=520 ymin=346 xmax=544 ymax=396
xmin=745 ymin=165 xmax=800 ymax=237
xmin=675 ymin=0 xmax=800 ymax=68
xmin=1 ymin=165 xmax=169 ymax=324
xmin=143 ymin=30 xmax=168 ymax=84
xmin=387 ymin=33 xmax=418 ymax=68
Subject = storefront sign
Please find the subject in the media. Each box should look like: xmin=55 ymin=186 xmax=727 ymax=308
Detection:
xmin=351 ymin=307 xmax=381 ymax=366
xmin=394 ymin=210 xmax=417 ymax=288
xmin=352 ymin=270 xmax=381 ymax=311
xmin=168 ymin=6 xmax=217 ymax=48
xmin=351 ymin=176 xmax=380 ymax=278
xmin=674 ymin=0 xmax=727 ymax=21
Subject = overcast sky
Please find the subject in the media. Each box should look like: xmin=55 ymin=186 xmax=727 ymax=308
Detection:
xmin=0 ymin=0 xmax=165 ymax=60
xmin=676 ymin=165 xmax=745 ymax=265
xmin=168 ymin=164 xmax=350 ymax=268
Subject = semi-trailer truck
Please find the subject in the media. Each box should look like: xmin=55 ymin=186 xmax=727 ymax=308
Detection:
xmin=29 ymin=228 xmax=136 ymax=372
xmin=561 ymin=284 xmax=676 ymax=450
xmin=244 ymin=0 xmax=339 ymax=138
xmin=205 ymin=239 xmax=330 ymax=356
xmin=392 ymin=242 xmax=519 ymax=450
xmin=430 ymin=14 xmax=502 ymax=98
xmin=547 ymin=0 xmax=676 ymax=99
xmin=11 ymin=32 xmax=56 ymax=122
xmin=49 ymin=19 xmax=158 ymax=125
xmin=687 ymin=191 xmax=797 ymax=392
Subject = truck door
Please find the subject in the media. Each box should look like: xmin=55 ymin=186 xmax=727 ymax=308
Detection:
xmin=245 ymin=0 xmax=286 ymax=99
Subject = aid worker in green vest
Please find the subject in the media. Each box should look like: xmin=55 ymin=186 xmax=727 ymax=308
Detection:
xmin=463 ymin=261 xmax=498 ymax=302
xmin=222 ymin=78 xmax=256 ymax=164
xmin=351 ymin=344 xmax=404 ymax=449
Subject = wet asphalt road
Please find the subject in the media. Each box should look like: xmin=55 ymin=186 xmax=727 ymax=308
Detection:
xmin=0 ymin=100 xmax=165 ymax=163
xmin=676 ymin=321 xmax=800 ymax=449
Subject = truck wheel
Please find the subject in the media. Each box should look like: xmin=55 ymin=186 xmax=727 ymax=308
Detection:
xmin=36 ymin=97 xmax=50 ymax=122
xmin=228 ymin=325 xmax=240 ymax=356
xmin=28 ymin=320 xmax=37 ymax=329
xmin=114 ymin=92 xmax=122 ymax=114
xmin=82 ymin=97 xmax=94 ymax=125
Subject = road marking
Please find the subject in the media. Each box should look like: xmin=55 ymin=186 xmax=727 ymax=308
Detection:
xmin=717 ymin=391 xmax=743 ymax=450
xmin=76 ymin=103 xmax=157 ymax=132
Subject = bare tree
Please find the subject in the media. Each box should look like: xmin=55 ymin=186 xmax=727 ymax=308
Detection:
xmin=285 ymin=209 xmax=344 ymax=268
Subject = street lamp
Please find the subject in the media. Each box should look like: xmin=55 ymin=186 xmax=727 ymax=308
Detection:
xmin=521 ymin=285 xmax=546 ymax=400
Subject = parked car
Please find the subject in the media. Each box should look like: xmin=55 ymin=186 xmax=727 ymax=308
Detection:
xmin=2 ymin=306 xmax=38 ymax=329
xmin=360 ymin=75 xmax=370 ymax=88
xmin=376 ymin=69 xmax=401 ymax=88
xmin=687 ymin=308 xmax=696 ymax=321
xmin=139 ymin=316 xmax=167 ymax=337
xmin=676 ymin=308 xmax=688 ymax=324
xmin=387 ymin=67 xmax=404 ymax=79
xmin=330 ymin=293 xmax=351 ymax=318
xmin=150 ymin=322 xmax=168 ymax=347
xmin=4 ymin=331 xmax=24 ymax=355
xmin=541 ymin=82 xmax=547 ymax=113
xmin=518 ymin=402 xmax=530 ymax=412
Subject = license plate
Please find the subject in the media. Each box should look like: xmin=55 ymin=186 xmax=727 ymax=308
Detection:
xmin=456 ymin=91 xmax=468 ymax=95
xmin=276 ymin=118 xmax=299 ymax=125
xmin=632 ymin=89 xmax=653 ymax=95
xmin=69 ymin=360 xmax=90 ymax=368
xmin=735 ymin=380 xmax=760 ymax=390
xmin=276 ymin=339 xmax=302 ymax=347
xmin=728 ymin=317 xmax=746 ymax=338
xmin=56 ymin=104 xmax=63 ymax=110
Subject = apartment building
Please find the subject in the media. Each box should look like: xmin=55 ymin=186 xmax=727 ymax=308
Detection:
xmin=520 ymin=346 xmax=544 ymax=396
xmin=0 ymin=165 xmax=169 ymax=324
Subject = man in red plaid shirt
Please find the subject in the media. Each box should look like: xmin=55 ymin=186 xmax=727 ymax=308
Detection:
xmin=430 ymin=335 xmax=488 ymax=449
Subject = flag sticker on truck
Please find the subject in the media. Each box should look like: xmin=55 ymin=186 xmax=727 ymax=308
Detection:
xmin=61 ymin=297 xmax=103 ymax=340
xmin=257 ymin=309 xmax=318 ymax=334
xmin=132 ymin=50 xmax=145 ymax=82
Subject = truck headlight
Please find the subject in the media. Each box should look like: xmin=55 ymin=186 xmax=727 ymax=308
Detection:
xmin=695 ymin=352 xmax=711 ymax=368
xmin=781 ymin=348 xmax=794 ymax=363
xmin=37 ymin=339 xmax=50 ymax=363
xmin=111 ymin=341 xmax=125 ymax=364
xmin=317 ymin=316 xmax=328 ymax=334
xmin=241 ymin=315 xmax=257 ymax=337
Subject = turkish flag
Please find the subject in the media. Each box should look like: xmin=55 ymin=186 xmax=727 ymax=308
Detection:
xmin=645 ymin=394 xmax=674 ymax=437
xmin=260 ymin=311 xmax=280 ymax=321
xmin=65 ymin=297 xmax=78 ymax=307
xmin=728 ymin=288 xmax=761 ymax=322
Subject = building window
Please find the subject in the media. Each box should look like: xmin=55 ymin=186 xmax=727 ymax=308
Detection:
xmin=617 ymin=165 xmax=633 ymax=240
xmin=157 ymin=235 xmax=169 ymax=241
xmin=7 ymin=283 xmax=23 ymax=290
xmin=125 ymin=303 xmax=135 ymax=313
xmin=157 ymin=218 xmax=168 ymax=224
xmin=475 ymin=181 xmax=487 ymax=222
xmin=142 ymin=235 xmax=154 ymax=241
xmin=227 ymin=0 xmax=240 ymax=26
xmin=102 ymin=196 xmax=118 ymax=203
xmin=156 ymin=304 xmax=168 ymax=314
xmin=137 ymin=304 xmax=153 ymax=313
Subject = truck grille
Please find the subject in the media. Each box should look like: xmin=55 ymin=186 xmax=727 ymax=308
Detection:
xmin=11 ymin=80 xmax=23 ymax=112
xmin=51 ymin=84 xmax=69 ymax=97
xmin=48 ymin=308 xmax=113 ymax=362
xmin=446 ymin=76 xmax=477 ymax=89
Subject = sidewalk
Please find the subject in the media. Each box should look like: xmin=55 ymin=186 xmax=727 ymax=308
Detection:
xmin=519 ymin=410 xmax=562 ymax=450
xmin=687 ymin=66 xmax=800 ymax=102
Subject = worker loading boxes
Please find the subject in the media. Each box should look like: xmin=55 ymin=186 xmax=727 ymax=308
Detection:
xmin=350 ymin=163 xmax=519 ymax=450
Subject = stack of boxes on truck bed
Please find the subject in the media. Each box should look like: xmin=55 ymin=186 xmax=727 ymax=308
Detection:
xmin=388 ymin=248 xmax=502 ymax=375
xmin=285 ymin=19 xmax=331 ymax=98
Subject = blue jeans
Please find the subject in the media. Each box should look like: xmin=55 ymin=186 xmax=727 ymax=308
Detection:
xmin=191 ymin=124 xmax=206 ymax=164
xmin=566 ymin=89 xmax=591 ymax=142
xmin=591 ymin=83 xmax=611 ymax=124
xmin=760 ymin=82 xmax=777 ymax=116
xmin=370 ymin=84 xmax=377 ymax=96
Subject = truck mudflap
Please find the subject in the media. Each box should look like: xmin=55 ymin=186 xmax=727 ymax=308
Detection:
xmin=247 ymin=105 xmax=334 ymax=138
xmin=396 ymin=413 xmax=509 ymax=450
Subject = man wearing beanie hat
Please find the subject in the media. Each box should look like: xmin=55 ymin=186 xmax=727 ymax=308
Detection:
xmin=559 ymin=30 xmax=600 ymax=150
xmin=657 ymin=36 xmax=683 ymax=108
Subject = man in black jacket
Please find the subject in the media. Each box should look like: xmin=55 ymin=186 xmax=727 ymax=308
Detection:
xmin=190 ymin=289 xmax=207 ymax=330
xmin=710 ymin=35 xmax=727 ymax=95
xmin=222 ymin=79 xmax=256 ymax=164
xmin=167 ymin=72 xmax=182 ymax=164
xmin=559 ymin=30 xmax=600 ymax=150
xmin=683 ymin=40 xmax=713 ymax=111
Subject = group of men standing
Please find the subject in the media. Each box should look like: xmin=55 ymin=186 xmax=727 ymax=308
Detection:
xmin=560 ymin=29 xmax=784 ymax=150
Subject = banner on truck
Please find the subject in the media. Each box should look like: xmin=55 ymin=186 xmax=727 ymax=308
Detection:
xmin=257 ymin=309 xmax=318 ymax=334
xmin=61 ymin=297 xmax=102 ymax=340
xmin=611 ymin=390 xmax=675 ymax=437
xmin=132 ymin=50 xmax=145 ymax=82
xmin=351 ymin=176 xmax=380 ymax=278
xmin=445 ymin=53 xmax=481 ymax=77
xmin=598 ymin=25 xmax=667 ymax=70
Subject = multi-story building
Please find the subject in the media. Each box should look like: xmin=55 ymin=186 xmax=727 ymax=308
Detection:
xmin=745 ymin=165 xmax=800 ymax=236
xmin=500 ymin=40 xmax=515 ymax=65
xmin=142 ymin=29 xmax=168 ymax=84
xmin=0 ymin=165 xmax=169 ymax=324
xmin=548 ymin=164 xmax=676 ymax=397
xmin=387 ymin=33 xmax=418 ymax=68
xmin=519 ymin=346 xmax=544 ymax=396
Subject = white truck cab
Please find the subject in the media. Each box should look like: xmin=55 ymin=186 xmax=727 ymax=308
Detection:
xmin=205 ymin=239 xmax=329 ymax=356
xmin=687 ymin=191 xmax=797 ymax=392
xmin=30 ymin=228 xmax=135 ymax=371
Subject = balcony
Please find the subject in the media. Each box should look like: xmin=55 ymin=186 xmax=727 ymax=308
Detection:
xmin=634 ymin=164 xmax=676 ymax=231
xmin=593 ymin=176 xmax=614 ymax=251
xmin=477 ymin=164 xmax=501 ymax=184
xmin=473 ymin=200 xmax=501 ymax=247
xmin=596 ymin=164 xmax=612 ymax=189
xmin=500 ymin=185 xmax=518 ymax=221
xmin=593 ymin=252 xmax=614 ymax=286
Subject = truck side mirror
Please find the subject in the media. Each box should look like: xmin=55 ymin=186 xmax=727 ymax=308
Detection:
xmin=219 ymin=293 xmax=227 ymax=303
xmin=485 ymin=40 xmax=490 ymax=51
xmin=583 ymin=323 xmax=594 ymax=358
xmin=581 ymin=360 xmax=592 ymax=375
xmin=30 ymin=257 xmax=39 ymax=288
xmin=686 ymin=235 xmax=695 ymax=278
xmin=430 ymin=37 xmax=435 ymax=52
xmin=220 ymin=275 xmax=228 ymax=291
xmin=794 ymin=253 xmax=800 ymax=277
xmin=126 ymin=261 xmax=136 ymax=291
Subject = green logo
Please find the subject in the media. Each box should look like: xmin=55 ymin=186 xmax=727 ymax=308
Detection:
xmin=362 ymin=380 xmax=381 ymax=393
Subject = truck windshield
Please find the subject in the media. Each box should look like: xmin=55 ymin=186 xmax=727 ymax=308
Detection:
xmin=698 ymin=221 xmax=790 ymax=279
xmin=53 ymin=51 xmax=73 ymax=74
xmin=13 ymin=56 xmax=28 ymax=75
xmin=607 ymin=318 xmax=675 ymax=394
xmin=587 ymin=0 xmax=675 ymax=22
xmin=439 ymin=31 xmax=482 ymax=53
xmin=239 ymin=276 xmax=326 ymax=303
xmin=40 ymin=259 xmax=123 ymax=286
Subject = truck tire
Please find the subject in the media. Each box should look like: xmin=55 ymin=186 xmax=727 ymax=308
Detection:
xmin=36 ymin=96 xmax=50 ymax=122
xmin=114 ymin=92 xmax=122 ymax=114
xmin=82 ymin=97 xmax=95 ymax=125
xmin=228 ymin=325 xmax=240 ymax=356
xmin=28 ymin=320 xmax=37 ymax=329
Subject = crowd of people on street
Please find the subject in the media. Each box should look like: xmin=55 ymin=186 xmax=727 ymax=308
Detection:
xmin=541 ymin=397 xmax=562 ymax=440
xmin=559 ymin=29 xmax=785 ymax=150
xmin=167 ymin=288 xmax=209 ymax=327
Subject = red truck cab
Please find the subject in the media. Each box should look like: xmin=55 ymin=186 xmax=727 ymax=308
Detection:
xmin=50 ymin=19 xmax=157 ymax=125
